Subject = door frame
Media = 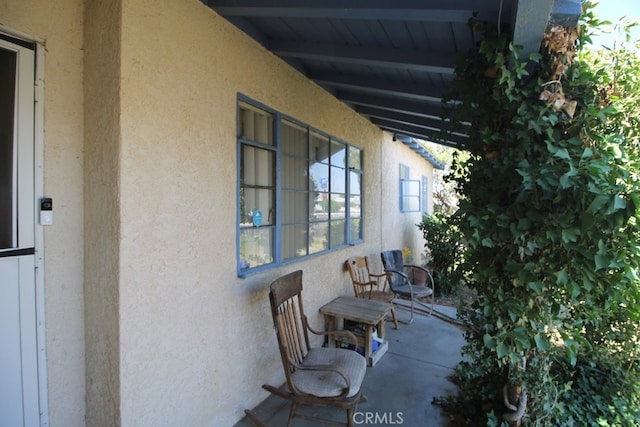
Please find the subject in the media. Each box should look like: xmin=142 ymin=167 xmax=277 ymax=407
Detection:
xmin=1 ymin=24 xmax=48 ymax=427
xmin=34 ymin=32 xmax=49 ymax=427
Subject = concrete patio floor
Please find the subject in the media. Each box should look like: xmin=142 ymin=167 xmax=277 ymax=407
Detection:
xmin=235 ymin=303 xmax=467 ymax=427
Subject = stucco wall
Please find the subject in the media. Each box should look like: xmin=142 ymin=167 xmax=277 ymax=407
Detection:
xmin=380 ymin=138 xmax=435 ymax=266
xmin=117 ymin=0 xmax=385 ymax=425
xmin=0 ymin=1 xmax=86 ymax=426
xmin=84 ymin=0 xmax=123 ymax=424
xmin=1 ymin=1 xmax=439 ymax=425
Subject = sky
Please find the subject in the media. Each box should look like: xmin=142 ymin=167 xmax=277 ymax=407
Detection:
xmin=589 ymin=0 xmax=640 ymax=48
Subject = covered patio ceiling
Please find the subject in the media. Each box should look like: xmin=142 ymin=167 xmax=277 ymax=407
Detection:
xmin=203 ymin=0 xmax=583 ymax=149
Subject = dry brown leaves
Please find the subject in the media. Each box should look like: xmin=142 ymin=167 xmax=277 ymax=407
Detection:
xmin=540 ymin=26 xmax=580 ymax=117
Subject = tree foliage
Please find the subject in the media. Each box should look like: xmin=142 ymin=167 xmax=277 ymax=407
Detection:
xmin=417 ymin=212 xmax=465 ymax=296
xmin=437 ymin=3 xmax=640 ymax=424
xmin=423 ymin=141 xmax=469 ymax=215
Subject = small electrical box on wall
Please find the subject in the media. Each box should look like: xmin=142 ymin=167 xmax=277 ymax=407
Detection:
xmin=40 ymin=197 xmax=53 ymax=225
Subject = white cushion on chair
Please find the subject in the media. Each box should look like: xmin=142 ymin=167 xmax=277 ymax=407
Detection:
xmin=291 ymin=348 xmax=366 ymax=398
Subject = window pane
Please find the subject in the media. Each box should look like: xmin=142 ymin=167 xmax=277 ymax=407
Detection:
xmin=309 ymin=221 xmax=328 ymax=254
xmin=330 ymin=140 xmax=346 ymax=167
xmin=283 ymin=156 xmax=307 ymax=190
xmin=402 ymin=197 xmax=420 ymax=212
xmin=330 ymin=166 xmax=345 ymax=193
xmin=0 ymin=48 xmax=16 ymax=249
xmin=330 ymin=194 xmax=346 ymax=218
xmin=349 ymin=170 xmax=361 ymax=195
xmin=241 ymin=146 xmax=274 ymax=186
xmin=240 ymin=188 xmax=274 ymax=226
xmin=400 ymin=179 xmax=421 ymax=212
xmin=399 ymin=164 xmax=410 ymax=180
xmin=282 ymin=120 xmax=308 ymax=157
xmin=238 ymin=102 xmax=274 ymax=145
xmin=282 ymin=224 xmax=308 ymax=260
xmin=240 ymin=227 xmax=273 ymax=269
xmin=330 ymin=220 xmax=345 ymax=248
xmin=349 ymin=218 xmax=362 ymax=241
xmin=422 ymin=176 xmax=429 ymax=215
xmin=312 ymin=192 xmax=329 ymax=221
xmin=282 ymin=191 xmax=308 ymax=224
xmin=310 ymin=132 xmax=330 ymax=164
xmin=310 ymin=162 xmax=329 ymax=192
xmin=348 ymin=146 xmax=362 ymax=170
xmin=349 ymin=195 xmax=361 ymax=218
xmin=402 ymin=180 xmax=420 ymax=196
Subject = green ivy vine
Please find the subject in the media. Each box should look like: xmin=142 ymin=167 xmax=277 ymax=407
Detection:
xmin=437 ymin=3 xmax=640 ymax=425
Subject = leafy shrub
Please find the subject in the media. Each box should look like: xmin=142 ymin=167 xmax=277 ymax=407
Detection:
xmin=436 ymin=3 xmax=640 ymax=425
xmin=553 ymin=353 xmax=640 ymax=426
xmin=417 ymin=212 xmax=465 ymax=296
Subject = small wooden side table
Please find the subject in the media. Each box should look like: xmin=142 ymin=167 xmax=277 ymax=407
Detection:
xmin=319 ymin=295 xmax=391 ymax=366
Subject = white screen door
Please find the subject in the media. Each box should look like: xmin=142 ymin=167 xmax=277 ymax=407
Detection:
xmin=0 ymin=35 xmax=40 ymax=427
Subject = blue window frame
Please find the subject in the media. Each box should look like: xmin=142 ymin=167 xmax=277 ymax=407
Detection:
xmin=237 ymin=96 xmax=363 ymax=276
xmin=399 ymin=164 xmax=421 ymax=213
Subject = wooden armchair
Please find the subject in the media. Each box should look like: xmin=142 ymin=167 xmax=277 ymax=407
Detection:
xmin=381 ymin=250 xmax=435 ymax=324
xmin=263 ymin=270 xmax=367 ymax=427
xmin=345 ymin=256 xmax=399 ymax=329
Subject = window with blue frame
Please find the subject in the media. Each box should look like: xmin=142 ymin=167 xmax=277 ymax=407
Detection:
xmin=399 ymin=164 xmax=421 ymax=212
xmin=237 ymin=98 xmax=363 ymax=274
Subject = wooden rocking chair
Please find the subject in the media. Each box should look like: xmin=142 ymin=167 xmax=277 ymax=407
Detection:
xmin=263 ymin=270 xmax=367 ymax=426
xmin=345 ymin=256 xmax=399 ymax=329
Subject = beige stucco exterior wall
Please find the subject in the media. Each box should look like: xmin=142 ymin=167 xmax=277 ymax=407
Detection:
xmin=1 ymin=0 xmax=438 ymax=425
xmin=84 ymin=0 xmax=123 ymax=424
xmin=380 ymin=138 xmax=435 ymax=266
xmin=0 ymin=1 xmax=86 ymax=426
xmin=116 ymin=0 xmax=386 ymax=425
